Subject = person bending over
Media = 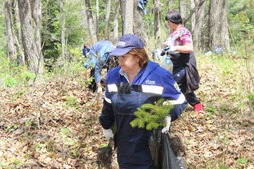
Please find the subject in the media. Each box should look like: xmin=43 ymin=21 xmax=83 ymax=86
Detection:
xmin=84 ymin=40 xmax=116 ymax=93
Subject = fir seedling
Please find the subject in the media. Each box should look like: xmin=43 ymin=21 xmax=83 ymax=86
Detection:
xmin=130 ymin=98 xmax=173 ymax=131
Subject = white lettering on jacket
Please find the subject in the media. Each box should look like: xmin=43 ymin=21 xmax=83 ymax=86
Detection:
xmin=145 ymin=80 xmax=156 ymax=85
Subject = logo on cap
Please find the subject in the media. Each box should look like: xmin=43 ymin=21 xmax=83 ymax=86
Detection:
xmin=117 ymin=41 xmax=126 ymax=47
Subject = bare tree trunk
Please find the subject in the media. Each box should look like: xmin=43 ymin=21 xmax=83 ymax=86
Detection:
xmin=113 ymin=0 xmax=120 ymax=43
xmin=154 ymin=0 xmax=162 ymax=48
xmin=191 ymin=0 xmax=206 ymax=54
xmin=60 ymin=0 xmax=65 ymax=59
xmin=85 ymin=0 xmax=97 ymax=43
xmin=119 ymin=0 xmax=124 ymax=33
xmin=13 ymin=0 xmax=25 ymax=66
xmin=4 ymin=0 xmax=17 ymax=60
xmin=133 ymin=0 xmax=147 ymax=45
xmin=209 ymin=0 xmax=230 ymax=52
xmin=105 ymin=0 xmax=111 ymax=39
xmin=82 ymin=0 xmax=89 ymax=41
xmin=122 ymin=0 xmax=133 ymax=34
xmin=179 ymin=0 xmax=186 ymax=20
xmin=96 ymin=0 xmax=99 ymax=35
xmin=18 ymin=0 xmax=43 ymax=75
xmin=166 ymin=0 xmax=170 ymax=8
xmin=30 ymin=0 xmax=44 ymax=73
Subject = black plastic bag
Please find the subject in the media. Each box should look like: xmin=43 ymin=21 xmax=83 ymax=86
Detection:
xmin=149 ymin=129 xmax=183 ymax=169
xmin=96 ymin=138 xmax=114 ymax=168
xmin=185 ymin=54 xmax=200 ymax=93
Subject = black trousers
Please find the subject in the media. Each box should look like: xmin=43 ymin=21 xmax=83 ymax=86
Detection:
xmin=173 ymin=66 xmax=200 ymax=106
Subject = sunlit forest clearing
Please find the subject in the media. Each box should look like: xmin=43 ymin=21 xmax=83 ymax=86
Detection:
xmin=1 ymin=0 xmax=254 ymax=168
xmin=0 ymin=54 xmax=253 ymax=168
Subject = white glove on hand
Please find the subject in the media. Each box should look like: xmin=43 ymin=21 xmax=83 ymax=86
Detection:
xmin=103 ymin=128 xmax=114 ymax=140
xmin=161 ymin=116 xmax=172 ymax=133
xmin=165 ymin=46 xmax=176 ymax=55
xmin=97 ymin=87 xmax=103 ymax=93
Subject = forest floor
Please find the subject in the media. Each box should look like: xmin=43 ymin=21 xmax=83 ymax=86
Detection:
xmin=0 ymin=55 xmax=253 ymax=169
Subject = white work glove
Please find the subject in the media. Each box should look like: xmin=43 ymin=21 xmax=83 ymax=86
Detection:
xmin=165 ymin=46 xmax=176 ymax=55
xmin=102 ymin=128 xmax=114 ymax=140
xmin=161 ymin=116 xmax=172 ymax=133
xmin=97 ymin=87 xmax=103 ymax=93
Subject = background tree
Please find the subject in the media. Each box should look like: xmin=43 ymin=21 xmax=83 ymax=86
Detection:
xmin=105 ymin=0 xmax=111 ymax=39
xmin=39 ymin=0 xmax=84 ymax=69
xmin=154 ymin=0 xmax=162 ymax=47
xmin=85 ymin=0 xmax=97 ymax=43
xmin=208 ymin=0 xmax=230 ymax=52
xmin=95 ymin=0 xmax=99 ymax=35
xmin=4 ymin=0 xmax=16 ymax=60
xmin=13 ymin=0 xmax=25 ymax=66
xmin=133 ymin=0 xmax=148 ymax=45
xmin=112 ymin=0 xmax=120 ymax=43
xmin=31 ymin=0 xmax=43 ymax=62
xmin=122 ymin=0 xmax=134 ymax=34
xmin=59 ymin=0 xmax=65 ymax=60
xmin=179 ymin=0 xmax=186 ymax=19
xmin=18 ymin=0 xmax=44 ymax=75
xmin=190 ymin=0 xmax=206 ymax=54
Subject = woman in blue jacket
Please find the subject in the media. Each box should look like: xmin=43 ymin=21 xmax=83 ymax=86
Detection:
xmin=99 ymin=34 xmax=187 ymax=169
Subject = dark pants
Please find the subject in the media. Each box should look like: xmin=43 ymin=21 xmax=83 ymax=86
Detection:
xmin=173 ymin=66 xmax=200 ymax=107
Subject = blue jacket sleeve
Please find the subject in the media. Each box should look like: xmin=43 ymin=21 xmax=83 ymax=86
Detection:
xmin=94 ymin=60 xmax=102 ymax=83
xmin=156 ymin=68 xmax=186 ymax=104
xmin=99 ymin=98 xmax=115 ymax=129
xmin=99 ymin=68 xmax=120 ymax=129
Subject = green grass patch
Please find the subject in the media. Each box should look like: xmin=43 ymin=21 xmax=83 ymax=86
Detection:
xmin=65 ymin=95 xmax=80 ymax=108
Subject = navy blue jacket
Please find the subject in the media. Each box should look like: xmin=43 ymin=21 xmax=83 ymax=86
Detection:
xmin=99 ymin=61 xmax=186 ymax=168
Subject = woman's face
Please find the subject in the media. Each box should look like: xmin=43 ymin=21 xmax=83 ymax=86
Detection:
xmin=166 ymin=20 xmax=174 ymax=30
xmin=118 ymin=53 xmax=139 ymax=73
xmin=166 ymin=20 xmax=180 ymax=32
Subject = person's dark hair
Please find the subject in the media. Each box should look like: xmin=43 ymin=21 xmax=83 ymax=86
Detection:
xmin=165 ymin=10 xmax=182 ymax=24
xmin=128 ymin=48 xmax=149 ymax=68
xmin=84 ymin=44 xmax=89 ymax=49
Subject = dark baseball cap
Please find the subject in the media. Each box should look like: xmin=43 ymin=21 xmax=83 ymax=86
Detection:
xmin=110 ymin=34 xmax=145 ymax=56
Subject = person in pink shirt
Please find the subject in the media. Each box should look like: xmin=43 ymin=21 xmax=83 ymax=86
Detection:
xmin=163 ymin=10 xmax=203 ymax=114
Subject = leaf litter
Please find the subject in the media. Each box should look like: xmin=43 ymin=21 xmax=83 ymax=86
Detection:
xmin=0 ymin=59 xmax=253 ymax=168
